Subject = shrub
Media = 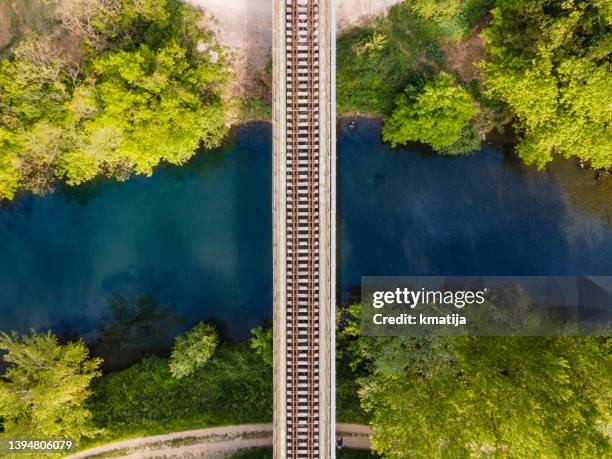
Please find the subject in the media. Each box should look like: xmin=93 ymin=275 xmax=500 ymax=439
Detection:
xmin=169 ymin=322 xmax=219 ymax=379
xmin=383 ymin=73 xmax=477 ymax=152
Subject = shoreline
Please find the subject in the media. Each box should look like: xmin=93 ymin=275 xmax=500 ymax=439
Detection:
xmin=231 ymin=113 xmax=518 ymax=148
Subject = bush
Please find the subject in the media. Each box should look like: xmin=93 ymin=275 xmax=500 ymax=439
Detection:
xmin=170 ymin=322 xmax=219 ymax=379
xmin=383 ymin=73 xmax=477 ymax=151
xmin=250 ymin=326 xmax=273 ymax=367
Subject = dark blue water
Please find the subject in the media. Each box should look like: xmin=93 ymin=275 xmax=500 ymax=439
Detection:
xmin=338 ymin=118 xmax=612 ymax=300
xmin=0 ymin=123 xmax=272 ymax=339
xmin=0 ymin=118 xmax=611 ymax=338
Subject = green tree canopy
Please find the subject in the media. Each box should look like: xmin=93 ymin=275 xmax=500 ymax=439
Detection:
xmin=250 ymin=325 xmax=273 ymax=367
xmin=339 ymin=305 xmax=611 ymax=458
xmin=0 ymin=37 xmax=72 ymax=198
xmin=0 ymin=0 xmax=228 ymax=200
xmin=0 ymin=330 xmax=102 ymax=441
xmin=57 ymin=40 xmax=227 ymax=185
xmin=382 ymin=73 xmax=479 ymax=154
xmin=169 ymin=322 xmax=219 ymax=379
xmin=482 ymin=0 xmax=612 ymax=169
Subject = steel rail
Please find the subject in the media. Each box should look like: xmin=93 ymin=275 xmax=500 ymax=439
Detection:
xmin=289 ymin=1 xmax=299 ymax=457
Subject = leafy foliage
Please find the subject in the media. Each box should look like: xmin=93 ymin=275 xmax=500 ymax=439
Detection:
xmin=337 ymin=4 xmax=441 ymax=114
xmin=438 ymin=124 xmax=482 ymax=155
xmin=0 ymin=38 xmax=72 ymax=198
xmin=354 ymin=32 xmax=388 ymax=57
xmin=0 ymin=0 xmax=228 ymax=200
xmin=481 ymin=0 xmax=612 ymax=169
xmin=0 ymin=330 xmax=102 ymax=441
xmin=169 ymin=322 xmax=219 ymax=379
xmin=408 ymin=0 xmax=495 ymax=39
xmin=87 ymin=341 xmax=272 ymax=445
xmin=339 ymin=307 xmax=612 ymax=458
xmin=383 ymin=73 xmax=479 ymax=153
xmin=336 ymin=1 xmax=493 ymax=114
xmin=250 ymin=325 xmax=273 ymax=367
xmin=340 ymin=0 xmax=610 ymax=170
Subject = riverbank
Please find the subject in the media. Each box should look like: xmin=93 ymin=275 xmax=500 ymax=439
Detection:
xmin=73 ymin=329 xmax=363 ymax=453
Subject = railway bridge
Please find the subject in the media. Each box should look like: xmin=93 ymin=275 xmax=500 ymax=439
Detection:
xmin=272 ymin=0 xmax=336 ymax=458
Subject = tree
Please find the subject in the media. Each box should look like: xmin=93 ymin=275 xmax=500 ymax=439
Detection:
xmin=0 ymin=36 xmax=72 ymax=198
xmin=383 ymin=73 xmax=479 ymax=154
xmin=342 ymin=305 xmax=612 ymax=458
xmin=0 ymin=330 xmax=102 ymax=441
xmin=47 ymin=0 xmax=175 ymax=50
xmin=169 ymin=322 xmax=219 ymax=379
xmin=0 ymin=0 xmax=229 ymax=200
xmin=438 ymin=124 xmax=481 ymax=156
xmin=409 ymin=0 xmax=461 ymax=19
xmin=481 ymin=0 xmax=612 ymax=169
xmin=56 ymin=40 xmax=227 ymax=185
xmin=250 ymin=326 xmax=273 ymax=366
xmin=407 ymin=0 xmax=494 ymax=39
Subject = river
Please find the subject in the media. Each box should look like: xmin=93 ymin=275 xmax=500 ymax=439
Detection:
xmin=0 ymin=118 xmax=610 ymax=343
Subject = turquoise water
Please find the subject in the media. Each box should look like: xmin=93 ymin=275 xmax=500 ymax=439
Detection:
xmin=0 ymin=123 xmax=272 ymax=340
xmin=1 ymin=119 xmax=611 ymax=340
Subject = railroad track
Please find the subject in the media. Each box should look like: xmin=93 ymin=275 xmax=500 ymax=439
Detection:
xmin=274 ymin=0 xmax=335 ymax=457
xmin=286 ymin=1 xmax=320 ymax=457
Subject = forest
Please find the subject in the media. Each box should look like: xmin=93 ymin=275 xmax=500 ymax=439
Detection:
xmin=338 ymin=0 xmax=611 ymax=168
xmin=337 ymin=303 xmax=611 ymax=458
xmin=0 ymin=0 xmax=229 ymax=200
xmin=2 ymin=307 xmax=609 ymax=457
xmin=0 ymin=323 xmax=272 ymax=449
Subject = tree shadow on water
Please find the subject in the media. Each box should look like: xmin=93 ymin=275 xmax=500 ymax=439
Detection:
xmin=91 ymin=294 xmax=184 ymax=372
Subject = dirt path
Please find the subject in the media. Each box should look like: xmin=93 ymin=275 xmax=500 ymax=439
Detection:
xmin=68 ymin=423 xmax=372 ymax=458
